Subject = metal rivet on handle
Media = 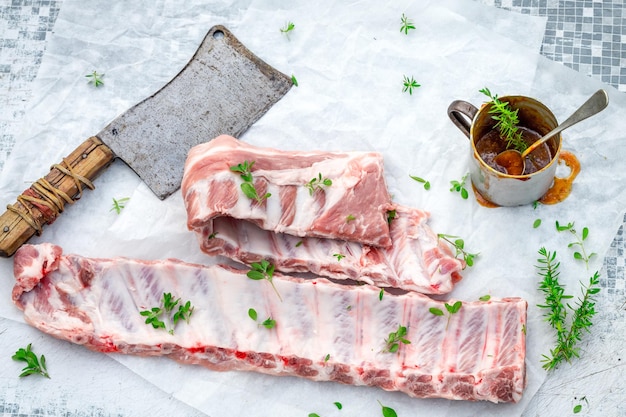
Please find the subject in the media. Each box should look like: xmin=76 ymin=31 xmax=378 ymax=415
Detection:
xmin=82 ymin=153 xmax=88 ymax=159
xmin=3 ymin=226 xmax=9 ymax=233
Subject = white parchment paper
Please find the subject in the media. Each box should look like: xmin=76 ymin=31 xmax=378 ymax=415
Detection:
xmin=0 ymin=0 xmax=624 ymax=416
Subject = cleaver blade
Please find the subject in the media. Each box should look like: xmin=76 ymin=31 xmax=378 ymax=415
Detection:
xmin=0 ymin=25 xmax=292 ymax=257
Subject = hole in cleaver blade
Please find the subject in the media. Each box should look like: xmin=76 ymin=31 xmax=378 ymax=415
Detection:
xmin=97 ymin=25 xmax=293 ymax=200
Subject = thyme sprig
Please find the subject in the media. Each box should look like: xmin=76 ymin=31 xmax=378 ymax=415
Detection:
xmin=140 ymin=292 xmax=194 ymax=335
xmin=479 ymin=87 xmax=528 ymax=153
xmin=536 ymin=247 xmax=601 ymax=370
xmin=230 ymin=160 xmax=271 ymax=204
xmin=305 ymin=173 xmax=332 ymax=195
xmin=86 ymin=70 xmax=104 ymax=87
xmin=555 ymin=221 xmax=597 ymax=269
xmin=247 ymin=260 xmax=282 ymax=301
xmin=402 ymin=75 xmax=420 ymax=95
xmin=12 ymin=344 xmax=50 ymax=378
xmin=400 ymin=13 xmax=416 ymax=35
xmin=383 ymin=325 xmax=411 ymax=353
xmin=437 ymin=234 xmax=478 ymax=267
xmin=110 ymin=197 xmax=129 ymax=214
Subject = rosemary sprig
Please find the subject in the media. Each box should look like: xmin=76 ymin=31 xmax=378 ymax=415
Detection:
xmin=555 ymin=221 xmax=597 ymax=269
xmin=400 ymin=13 xmax=416 ymax=35
xmin=12 ymin=344 xmax=50 ymax=378
xmin=536 ymin=247 xmax=601 ymax=370
xmin=402 ymin=75 xmax=421 ymax=95
xmin=86 ymin=70 xmax=104 ymax=87
xmin=247 ymin=260 xmax=282 ymax=301
xmin=110 ymin=197 xmax=129 ymax=214
xmin=383 ymin=325 xmax=411 ymax=353
xmin=437 ymin=234 xmax=478 ymax=267
xmin=479 ymin=87 xmax=527 ymax=153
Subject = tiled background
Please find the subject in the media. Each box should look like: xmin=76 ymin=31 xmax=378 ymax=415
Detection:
xmin=0 ymin=1 xmax=624 ymax=416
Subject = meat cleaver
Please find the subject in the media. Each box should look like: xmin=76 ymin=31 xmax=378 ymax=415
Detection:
xmin=0 ymin=25 xmax=292 ymax=257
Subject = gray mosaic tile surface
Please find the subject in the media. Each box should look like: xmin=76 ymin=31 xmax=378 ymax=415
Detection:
xmin=0 ymin=1 xmax=624 ymax=416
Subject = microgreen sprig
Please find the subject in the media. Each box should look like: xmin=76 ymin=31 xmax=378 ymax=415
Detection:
xmin=400 ymin=13 xmax=416 ymax=35
xmin=479 ymin=87 xmax=527 ymax=153
xmin=410 ymin=175 xmax=431 ymax=190
xmin=536 ymin=247 xmax=600 ymax=370
xmin=110 ymin=197 xmax=129 ymax=214
xmin=12 ymin=344 xmax=50 ymax=378
xmin=555 ymin=221 xmax=597 ymax=269
xmin=305 ymin=173 xmax=332 ymax=196
xmin=429 ymin=301 xmax=462 ymax=330
xmin=437 ymin=233 xmax=478 ymax=267
xmin=402 ymin=75 xmax=421 ymax=95
xmin=86 ymin=70 xmax=104 ymax=87
xmin=280 ymin=21 xmax=295 ymax=38
xmin=140 ymin=292 xmax=194 ymax=335
xmin=383 ymin=325 xmax=411 ymax=353
xmin=230 ymin=160 xmax=271 ymax=204
xmin=449 ymin=173 xmax=470 ymax=199
xmin=247 ymin=260 xmax=282 ymax=301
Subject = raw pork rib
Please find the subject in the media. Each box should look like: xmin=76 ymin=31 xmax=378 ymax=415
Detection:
xmin=198 ymin=205 xmax=464 ymax=294
xmin=182 ymin=135 xmax=394 ymax=248
xmin=182 ymin=135 xmax=464 ymax=294
xmin=13 ymin=243 xmax=527 ymax=403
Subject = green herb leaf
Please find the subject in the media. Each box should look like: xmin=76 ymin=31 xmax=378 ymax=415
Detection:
xmin=334 ymin=402 xmax=342 ymax=410
xmin=533 ymin=219 xmax=542 ymax=228
xmin=573 ymin=404 xmax=582 ymax=413
xmin=248 ymin=308 xmax=258 ymax=321
xmin=333 ymin=253 xmax=345 ymax=261
xmin=479 ymin=87 xmax=528 ymax=153
xmin=387 ymin=209 xmax=397 ymax=225
xmin=280 ymin=21 xmax=295 ymax=35
xmin=346 ymin=214 xmax=356 ymax=223
xmin=110 ymin=197 xmax=130 ymax=214
xmin=383 ymin=325 xmax=411 ymax=353
xmin=295 ymin=240 xmax=303 ymax=247
xmin=400 ymin=13 xmax=416 ymax=35
xmin=306 ymin=173 xmax=332 ymax=195
xmin=402 ymin=75 xmax=420 ymax=95
xmin=324 ymin=353 xmax=330 ymax=362
xmin=429 ymin=307 xmax=444 ymax=316
xmin=248 ymin=260 xmax=282 ymax=301
xmin=449 ymin=173 xmax=470 ymax=199
xmin=379 ymin=289 xmax=384 ymax=301
xmin=409 ymin=175 xmax=431 ymax=190
xmin=12 ymin=344 xmax=50 ymax=378
xmin=86 ymin=70 xmax=104 ymax=87
xmin=308 ymin=414 xmax=320 ymax=417
xmin=479 ymin=294 xmax=491 ymax=302
xmin=291 ymin=75 xmax=298 ymax=86
xmin=262 ymin=317 xmax=277 ymax=329
xmin=536 ymin=248 xmax=600 ymax=370
xmin=437 ymin=233 xmax=479 ymax=268
xmin=378 ymin=400 xmax=398 ymax=417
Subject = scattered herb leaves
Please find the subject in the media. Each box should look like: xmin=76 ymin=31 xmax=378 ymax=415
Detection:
xmin=429 ymin=301 xmax=462 ymax=330
xmin=12 ymin=344 xmax=50 ymax=378
xmin=306 ymin=173 xmax=332 ymax=195
xmin=400 ymin=13 xmax=416 ymax=35
xmin=573 ymin=397 xmax=588 ymax=414
xmin=449 ymin=173 xmax=470 ymax=199
xmin=378 ymin=400 xmax=398 ymax=417
xmin=383 ymin=325 xmax=410 ymax=353
xmin=110 ymin=197 xmax=129 ymax=214
xmin=409 ymin=175 xmax=430 ymax=190
xmin=536 ymin=247 xmax=600 ymax=370
xmin=140 ymin=292 xmax=194 ymax=335
xmin=479 ymin=87 xmax=527 ymax=153
xmin=555 ymin=221 xmax=597 ymax=269
xmin=247 ymin=260 xmax=282 ymax=301
xmin=86 ymin=70 xmax=104 ymax=87
xmin=437 ymin=234 xmax=478 ymax=267
xmin=402 ymin=75 xmax=420 ymax=95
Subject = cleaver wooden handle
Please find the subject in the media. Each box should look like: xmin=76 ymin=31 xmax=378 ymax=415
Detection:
xmin=0 ymin=137 xmax=114 ymax=257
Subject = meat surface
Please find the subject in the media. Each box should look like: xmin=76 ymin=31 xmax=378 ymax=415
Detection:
xmin=197 ymin=205 xmax=464 ymax=294
xmin=13 ymin=243 xmax=527 ymax=403
xmin=182 ymin=135 xmax=394 ymax=248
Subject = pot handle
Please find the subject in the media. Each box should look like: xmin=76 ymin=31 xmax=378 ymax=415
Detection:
xmin=447 ymin=100 xmax=477 ymax=139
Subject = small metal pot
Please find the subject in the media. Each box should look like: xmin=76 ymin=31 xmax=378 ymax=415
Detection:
xmin=447 ymin=95 xmax=571 ymax=207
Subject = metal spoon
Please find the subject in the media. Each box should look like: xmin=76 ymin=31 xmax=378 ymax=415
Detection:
xmin=494 ymin=89 xmax=609 ymax=176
